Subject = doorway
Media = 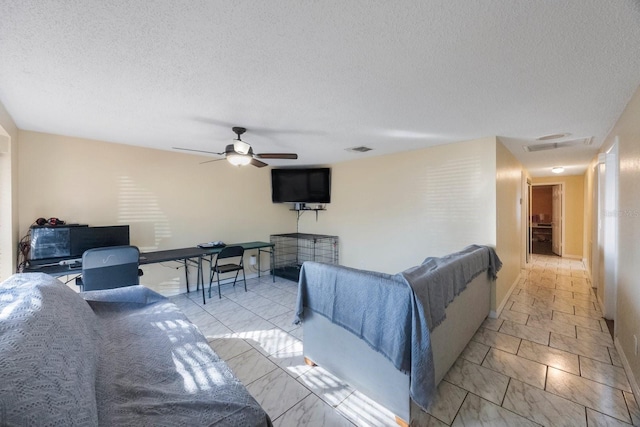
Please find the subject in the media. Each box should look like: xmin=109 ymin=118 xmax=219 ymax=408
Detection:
xmin=530 ymin=184 xmax=564 ymax=256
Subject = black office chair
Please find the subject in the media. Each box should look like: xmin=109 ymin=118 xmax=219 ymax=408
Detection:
xmin=81 ymin=245 xmax=140 ymax=291
xmin=209 ymin=245 xmax=246 ymax=299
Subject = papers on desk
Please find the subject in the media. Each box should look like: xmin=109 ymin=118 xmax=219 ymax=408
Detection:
xmin=198 ymin=241 xmax=226 ymax=249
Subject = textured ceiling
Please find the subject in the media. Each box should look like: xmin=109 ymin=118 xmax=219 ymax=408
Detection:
xmin=1 ymin=1 xmax=639 ymax=176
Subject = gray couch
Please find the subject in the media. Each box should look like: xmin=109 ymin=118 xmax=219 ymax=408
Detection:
xmin=0 ymin=273 xmax=271 ymax=427
xmin=295 ymin=245 xmax=500 ymax=424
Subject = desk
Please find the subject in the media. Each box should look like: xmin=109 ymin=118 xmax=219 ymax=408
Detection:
xmin=24 ymin=241 xmax=275 ymax=304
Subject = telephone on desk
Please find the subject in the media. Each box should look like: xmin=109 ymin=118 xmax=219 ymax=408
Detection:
xmin=197 ymin=241 xmax=226 ymax=249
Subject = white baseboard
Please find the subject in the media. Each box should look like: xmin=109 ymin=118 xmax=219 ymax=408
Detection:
xmin=489 ymin=271 xmax=522 ymax=319
xmin=615 ymin=337 xmax=640 ymax=398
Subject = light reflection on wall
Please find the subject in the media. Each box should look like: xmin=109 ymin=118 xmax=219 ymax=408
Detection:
xmin=422 ymin=156 xmax=484 ymax=222
xmin=117 ymin=176 xmax=171 ymax=251
xmin=413 ymin=155 xmax=487 ymax=250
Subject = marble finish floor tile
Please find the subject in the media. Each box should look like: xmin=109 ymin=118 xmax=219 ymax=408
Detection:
xmin=247 ymin=368 xmax=311 ymax=420
xmin=426 ymin=380 xmax=468 ymax=425
xmin=552 ymin=311 xmax=603 ymax=331
xmin=508 ymin=293 xmax=538 ymax=305
xmin=526 ymin=315 xmax=576 ymax=338
xmin=481 ymin=348 xmax=547 ymax=389
xmin=451 ymin=393 xmax=538 ymax=426
xmin=623 ymin=391 xmax=640 ymax=426
xmin=268 ymin=341 xmax=314 ymax=378
xmin=297 ymin=366 xmax=354 ymax=408
xmin=555 ymin=295 xmax=597 ymax=310
xmin=499 ymin=308 xmax=530 ymax=324
xmin=549 ymin=332 xmax=611 ymax=364
xmin=409 ymin=406 xmax=450 ymax=427
xmin=459 ymin=340 xmax=491 ymax=364
xmin=266 ymin=310 xmax=299 ymax=332
xmin=533 ymin=298 xmax=575 ymax=314
xmin=574 ymin=305 xmax=605 ymax=320
xmin=481 ymin=317 xmax=504 ymax=331
xmin=471 ymin=327 xmax=521 ymax=354
xmin=579 ymin=356 xmax=632 ymax=392
xmin=609 ymin=347 xmax=624 ymax=367
xmin=586 ymin=408 xmax=634 ymax=426
xmin=510 ymin=301 xmax=553 ymax=318
xmin=209 ymin=336 xmax=253 ymax=360
xmin=256 ymin=301 xmax=291 ymax=320
xmin=499 ymin=319 xmax=550 ymax=345
xmin=577 ymin=325 xmax=615 ymax=348
xmin=545 ymin=367 xmax=631 ymax=423
xmin=572 ymin=291 xmax=598 ymax=303
xmin=337 ymin=390 xmax=397 ymax=427
xmin=517 ymin=339 xmax=580 ymax=375
xmin=444 ymin=358 xmax=510 ymax=405
xmin=273 ymin=394 xmax=355 ymax=427
xmin=196 ymin=318 xmax=234 ymax=340
xmin=503 ymin=379 xmax=586 ymax=427
xmin=166 ymin=265 xmax=637 ymax=427
xmin=238 ymin=326 xmax=300 ymax=356
xmin=226 ymin=347 xmax=279 ymax=384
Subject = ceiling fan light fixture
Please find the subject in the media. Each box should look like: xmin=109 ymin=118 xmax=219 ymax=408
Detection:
xmin=233 ymin=139 xmax=251 ymax=155
xmin=227 ymin=153 xmax=252 ymax=166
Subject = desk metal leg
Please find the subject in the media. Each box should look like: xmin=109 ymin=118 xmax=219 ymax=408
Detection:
xmin=258 ymin=248 xmax=275 ymax=283
xmin=184 ymin=259 xmax=189 ymax=293
xmin=198 ymin=255 xmax=205 ymax=304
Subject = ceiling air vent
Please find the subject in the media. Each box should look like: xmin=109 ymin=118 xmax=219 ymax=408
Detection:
xmin=523 ymin=137 xmax=593 ymax=152
xmin=346 ymin=146 xmax=373 ymax=153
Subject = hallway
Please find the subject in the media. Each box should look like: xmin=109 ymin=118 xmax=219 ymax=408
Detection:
xmin=411 ymin=254 xmax=639 ymax=425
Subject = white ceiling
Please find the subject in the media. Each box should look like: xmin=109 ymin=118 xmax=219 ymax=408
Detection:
xmin=1 ymin=1 xmax=639 ymax=176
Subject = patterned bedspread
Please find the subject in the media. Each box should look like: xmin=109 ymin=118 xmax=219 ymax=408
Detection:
xmin=0 ymin=273 xmax=272 ymax=427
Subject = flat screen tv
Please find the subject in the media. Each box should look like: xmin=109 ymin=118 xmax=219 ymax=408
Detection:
xmin=70 ymin=225 xmax=130 ymax=257
xmin=271 ymin=168 xmax=331 ymax=203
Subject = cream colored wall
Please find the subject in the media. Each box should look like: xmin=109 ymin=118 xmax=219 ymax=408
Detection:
xmin=0 ymin=100 xmax=19 ymax=281
xmin=495 ymin=140 xmax=523 ymax=312
xmin=18 ymin=130 xmax=292 ymax=294
xmin=299 ymin=137 xmax=498 ymax=274
xmin=596 ymin=85 xmax=640 ymax=392
xmin=532 ymin=175 xmax=584 ymax=258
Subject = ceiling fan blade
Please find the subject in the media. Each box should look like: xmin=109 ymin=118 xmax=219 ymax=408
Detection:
xmin=200 ymin=158 xmax=227 ymax=165
xmin=250 ymin=158 xmax=268 ymax=168
xmin=255 ymin=153 xmax=298 ymax=160
xmin=174 ymin=147 xmax=224 ymax=155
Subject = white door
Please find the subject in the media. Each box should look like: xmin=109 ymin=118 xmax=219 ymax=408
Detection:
xmin=551 ymin=185 xmax=562 ymax=256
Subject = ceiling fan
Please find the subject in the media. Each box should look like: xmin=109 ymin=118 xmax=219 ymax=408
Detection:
xmin=173 ymin=127 xmax=298 ymax=167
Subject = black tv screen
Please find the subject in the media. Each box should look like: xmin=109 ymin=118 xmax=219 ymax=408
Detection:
xmin=271 ymin=168 xmax=331 ymax=203
xmin=70 ymin=225 xmax=130 ymax=257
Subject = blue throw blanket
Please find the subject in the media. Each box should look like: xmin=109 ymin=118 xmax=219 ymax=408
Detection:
xmin=402 ymin=244 xmax=502 ymax=331
xmin=294 ymin=245 xmax=501 ymax=412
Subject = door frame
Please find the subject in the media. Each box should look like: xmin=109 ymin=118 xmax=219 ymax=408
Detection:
xmin=530 ymin=182 xmax=565 ymax=258
xmin=0 ymin=126 xmax=13 ymax=280
xmin=601 ymin=142 xmax=619 ymax=320
xmin=522 ymin=174 xmax=532 ymax=266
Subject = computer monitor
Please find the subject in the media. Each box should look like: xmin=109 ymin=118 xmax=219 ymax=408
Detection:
xmin=70 ymin=226 xmax=130 ymax=257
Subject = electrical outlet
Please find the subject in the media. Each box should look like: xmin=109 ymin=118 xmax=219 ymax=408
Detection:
xmin=250 ymin=255 xmax=257 ymax=266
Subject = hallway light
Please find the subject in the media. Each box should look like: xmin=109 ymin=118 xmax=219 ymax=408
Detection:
xmin=551 ymin=167 xmax=565 ymax=174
